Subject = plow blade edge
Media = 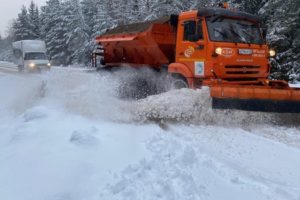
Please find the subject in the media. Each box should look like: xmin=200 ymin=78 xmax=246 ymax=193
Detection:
xmin=210 ymin=85 xmax=300 ymax=113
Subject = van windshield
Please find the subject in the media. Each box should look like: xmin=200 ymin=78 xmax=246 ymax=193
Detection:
xmin=24 ymin=52 xmax=47 ymax=60
xmin=206 ymin=16 xmax=264 ymax=45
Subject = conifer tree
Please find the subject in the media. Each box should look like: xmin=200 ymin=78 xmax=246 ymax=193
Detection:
xmin=13 ymin=6 xmax=31 ymax=40
xmin=259 ymin=0 xmax=300 ymax=82
xmin=28 ymin=1 xmax=41 ymax=39
xmin=41 ymin=0 xmax=68 ymax=64
xmin=63 ymin=0 xmax=89 ymax=63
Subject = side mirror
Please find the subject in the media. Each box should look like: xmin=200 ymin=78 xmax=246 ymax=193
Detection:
xmin=262 ymin=28 xmax=267 ymax=39
xmin=170 ymin=14 xmax=179 ymax=28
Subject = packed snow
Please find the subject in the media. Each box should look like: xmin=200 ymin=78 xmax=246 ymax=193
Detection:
xmin=0 ymin=66 xmax=300 ymax=200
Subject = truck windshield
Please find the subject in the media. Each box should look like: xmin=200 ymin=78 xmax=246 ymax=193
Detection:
xmin=24 ymin=52 xmax=47 ymax=60
xmin=206 ymin=16 xmax=264 ymax=45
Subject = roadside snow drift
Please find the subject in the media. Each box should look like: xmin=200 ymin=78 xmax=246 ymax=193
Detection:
xmin=0 ymin=67 xmax=300 ymax=200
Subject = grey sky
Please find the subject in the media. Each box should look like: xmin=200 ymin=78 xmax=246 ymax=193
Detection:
xmin=0 ymin=0 xmax=47 ymax=37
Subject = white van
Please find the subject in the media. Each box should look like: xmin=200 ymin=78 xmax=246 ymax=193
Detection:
xmin=12 ymin=40 xmax=51 ymax=71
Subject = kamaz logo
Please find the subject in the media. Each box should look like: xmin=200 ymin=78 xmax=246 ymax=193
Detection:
xmin=221 ymin=48 xmax=235 ymax=57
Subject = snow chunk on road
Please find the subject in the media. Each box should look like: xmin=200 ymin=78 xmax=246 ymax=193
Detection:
xmin=22 ymin=106 xmax=49 ymax=122
xmin=133 ymin=88 xmax=211 ymax=123
xmin=133 ymin=88 xmax=300 ymax=127
xmin=70 ymin=129 xmax=100 ymax=147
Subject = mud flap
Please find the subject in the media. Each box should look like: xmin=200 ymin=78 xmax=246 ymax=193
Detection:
xmin=212 ymin=98 xmax=300 ymax=113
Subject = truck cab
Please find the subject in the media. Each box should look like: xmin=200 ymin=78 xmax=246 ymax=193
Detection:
xmin=23 ymin=51 xmax=50 ymax=71
xmin=169 ymin=8 xmax=273 ymax=88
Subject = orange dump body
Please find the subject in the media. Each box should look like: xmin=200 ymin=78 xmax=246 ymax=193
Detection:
xmin=96 ymin=17 xmax=176 ymax=68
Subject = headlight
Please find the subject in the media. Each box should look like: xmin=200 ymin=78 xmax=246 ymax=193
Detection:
xmin=269 ymin=49 xmax=276 ymax=57
xmin=47 ymin=63 xmax=51 ymax=67
xmin=29 ymin=63 xmax=36 ymax=68
xmin=215 ymin=47 xmax=222 ymax=55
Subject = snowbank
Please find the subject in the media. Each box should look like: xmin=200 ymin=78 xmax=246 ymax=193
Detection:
xmin=0 ymin=67 xmax=299 ymax=200
xmin=133 ymin=88 xmax=300 ymax=127
xmin=101 ymin=125 xmax=300 ymax=200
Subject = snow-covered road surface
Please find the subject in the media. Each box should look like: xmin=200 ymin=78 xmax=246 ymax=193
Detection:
xmin=0 ymin=61 xmax=18 ymax=74
xmin=0 ymin=67 xmax=299 ymax=200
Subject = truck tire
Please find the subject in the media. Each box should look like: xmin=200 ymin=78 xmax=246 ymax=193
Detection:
xmin=171 ymin=78 xmax=188 ymax=89
xmin=118 ymin=78 xmax=157 ymax=99
xmin=168 ymin=74 xmax=188 ymax=90
xmin=18 ymin=65 xmax=24 ymax=72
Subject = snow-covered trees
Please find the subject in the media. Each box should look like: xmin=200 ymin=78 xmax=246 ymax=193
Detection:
xmin=259 ymin=0 xmax=300 ymax=82
xmin=13 ymin=6 xmax=32 ymax=41
xmin=40 ymin=0 xmax=68 ymax=64
xmin=6 ymin=0 xmax=300 ymax=81
xmin=28 ymin=1 xmax=41 ymax=39
xmin=12 ymin=1 xmax=41 ymax=41
xmin=0 ymin=33 xmax=13 ymax=61
xmin=62 ymin=0 xmax=89 ymax=64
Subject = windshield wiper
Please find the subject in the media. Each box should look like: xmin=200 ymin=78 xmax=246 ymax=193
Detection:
xmin=241 ymin=29 xmax=264 ymax=44
xmin=229 ymin=28 xmax=247 ymax=44
xmin=236 ymin=22 xmax=263 ymax=44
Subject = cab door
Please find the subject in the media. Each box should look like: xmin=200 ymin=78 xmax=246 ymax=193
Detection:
xmin=176 ymin=19 xmax=206 ymax=77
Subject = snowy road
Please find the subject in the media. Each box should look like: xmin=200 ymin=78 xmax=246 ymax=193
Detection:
xmin=0 ymin=61 xmax=18 ymax=74
xmin=0 ymin=67 xmax=300 ymax=200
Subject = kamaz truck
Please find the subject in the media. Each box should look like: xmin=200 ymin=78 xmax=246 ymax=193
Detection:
xmin=93 ymin=5 xmax=300 ymax=113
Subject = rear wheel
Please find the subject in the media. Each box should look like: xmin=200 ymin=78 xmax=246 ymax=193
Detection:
xmin=118 ymin=78 xmax=157 ymax=100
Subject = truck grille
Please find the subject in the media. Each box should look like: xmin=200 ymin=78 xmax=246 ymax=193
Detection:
xmin=36 ymin=64 xmax=48 ymax=67
xmin=224 ymin=65 xmax=260 ymax=75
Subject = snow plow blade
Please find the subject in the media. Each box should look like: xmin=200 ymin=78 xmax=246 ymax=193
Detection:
xmin=210 ymin=85 xmax=300 ymax=113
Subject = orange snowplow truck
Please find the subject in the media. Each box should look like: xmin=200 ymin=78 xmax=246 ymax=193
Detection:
xmin=94 ymin=6 xmax=300 ymax=113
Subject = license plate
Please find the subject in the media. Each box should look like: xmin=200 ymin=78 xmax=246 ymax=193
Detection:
xmin=239 ymin=49 xmax=253 ymax=55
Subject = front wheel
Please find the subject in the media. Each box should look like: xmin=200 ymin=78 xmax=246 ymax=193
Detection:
xmin=166 ymin=74 xmax=188 ymax=91
xmin=171 ymin=78 xmax=188 ymax=89
xmin=17 ymin=65 xmax=24 ymax=72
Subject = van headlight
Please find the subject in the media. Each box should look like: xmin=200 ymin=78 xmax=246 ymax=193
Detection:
xmin=269 ymin=49 xmax=276 ymax=57
xmin=29 ymin=63 xmax=36 ymax=68
xmin=47 ymin=63 xmax=51 ymax=67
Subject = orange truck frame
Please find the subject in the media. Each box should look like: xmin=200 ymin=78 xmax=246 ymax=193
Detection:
xmin=94 ymin=6 xmax=300 ymax=113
